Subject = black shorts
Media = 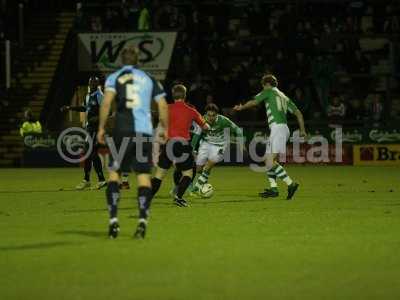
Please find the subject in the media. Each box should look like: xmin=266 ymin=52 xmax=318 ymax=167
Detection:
xmin=158 ymin=139 xmax=194 ymax=172
xmin=108 ymin=133 xmax=153 ymax=174
xmin=86 ymin=130 xmax=100 ymax=152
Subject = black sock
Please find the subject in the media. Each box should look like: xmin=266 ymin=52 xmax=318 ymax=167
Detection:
xmin=138 ymin=186 xmax=153 ymax=220
xmin=106 ymin=181 xmax=120 ymax=219
xmin=92 ymin=154 xmax=105 ymax=181
xmin=173 ymin=170 xmax=182 ymax=186
xmin=191 ymin=165 xmax=197 ymax=183
xmin=84 ymin=157 xmax=92 ymax=182
xmin=176 ymin=176 xmax=192 ymax=199
xmin=151 ymin=177 xmax=162 ymax=197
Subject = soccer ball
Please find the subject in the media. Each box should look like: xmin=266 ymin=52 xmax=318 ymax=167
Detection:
xmin=200 ymin=183 xmax=214 ymax=198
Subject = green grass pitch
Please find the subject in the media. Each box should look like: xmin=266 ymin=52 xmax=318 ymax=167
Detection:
xmin=0 ymin=166 xmax=399 ymax=300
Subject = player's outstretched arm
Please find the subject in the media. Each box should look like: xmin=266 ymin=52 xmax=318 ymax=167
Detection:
xmin=233 ymin=100 xmax=258 ymax=111
xmin=98 ymin=91 xmax=115 ymax=144
xmin=227 ymin=118 xmax=243 ymax=138
xmin=193 ymin=111 xmax=210 ymax=131
xmin=60 ymin=105 xmax=86 ymax=112
xmin=226 ymin=118 xmax=246 ymax=153
xmin=294 ymin=109 xmax=306 ymax=137
xmin=157 ymin=97 xmax=169 ymax=143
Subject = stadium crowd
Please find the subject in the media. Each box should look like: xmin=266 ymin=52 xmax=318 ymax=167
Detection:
xmin=1 ymin=1 xmax=400 ymax=126
xmin=72 ymin=0 xmax=400 ymax=126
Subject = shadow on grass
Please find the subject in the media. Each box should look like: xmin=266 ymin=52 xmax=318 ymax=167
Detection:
xmin=65 ymin=202 xmax=175 ymax=214
xmin=0 ymin=241 xmax=76 ymax=251
xmin=0 ymin=188 xmax=77 ymax=194
xmin=62 ymin=198 xmax=261 ymax=214
xmin=57 ymin=230 xmax=106 ymax=238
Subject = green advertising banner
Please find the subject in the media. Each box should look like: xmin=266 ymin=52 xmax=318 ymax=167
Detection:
xmin=242 ymin=127 xmax=400 ymax=144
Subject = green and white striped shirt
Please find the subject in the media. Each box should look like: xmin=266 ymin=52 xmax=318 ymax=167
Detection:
xmin=255 ymin=87 xmax=298 ymax=127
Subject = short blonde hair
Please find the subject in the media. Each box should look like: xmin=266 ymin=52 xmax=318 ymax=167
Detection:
xmin=172 ymin=84 xmax=187 ymax=100
xmin=261 ymin=74 xmax=278 ymax=87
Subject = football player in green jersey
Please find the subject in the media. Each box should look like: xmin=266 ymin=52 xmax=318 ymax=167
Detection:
xmin=234 ymin=74 xmax=306 ymax=200
xmin=191 ymin=103 xmax=244 ymax=195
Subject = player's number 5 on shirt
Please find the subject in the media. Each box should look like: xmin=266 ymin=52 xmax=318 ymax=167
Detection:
xmin=126 ymin=83 xmax=141 ymax=109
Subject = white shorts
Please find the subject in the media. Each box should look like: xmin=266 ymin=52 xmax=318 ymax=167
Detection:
xmin=196 ymin=141 xmax=225 ymax=166
xmin=267 ymin=124 xmax=290 ymax=154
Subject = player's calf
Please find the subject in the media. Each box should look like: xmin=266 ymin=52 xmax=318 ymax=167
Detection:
xmin=106 ymin=181 xmax=120 ymax=238
xmin=134 ymin=219 xmax=147 ymax=239
xmin=287 ymin=182 xmax=299 ymax=200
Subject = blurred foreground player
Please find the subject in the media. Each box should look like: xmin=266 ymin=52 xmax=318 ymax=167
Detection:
xmin=61 ymin=76 xmax=106 ymax=190
xmin=98 ymin=47 xmax=168 ymax=239
xmin=150 ymin=84 xmax=209 ymax=207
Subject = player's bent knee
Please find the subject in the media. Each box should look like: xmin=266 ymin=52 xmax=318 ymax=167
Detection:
xmin=137 ymin=173 xmax=151 ymax=187
xmin=182 ymin=168 xmax=193 ymax=178
xmin=108 ymin=171 xmax=120 ymax=182
xmin=196 ymin=165 xmax=204 ymax=172
xmin=153 ymin=167 xmax=167 ymax=179
xmin=205 ymin=160 xmax=217 ymax=169
xmin=265 ymin=156 xmax=278 ymax=170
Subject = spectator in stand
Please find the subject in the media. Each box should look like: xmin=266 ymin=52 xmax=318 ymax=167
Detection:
xmin=348 ymin=50 xmax=370 ymax=74
xmin=73 ymin=7 xmax=86 ymax=31
xmin=279 ymin=4 xmax=296 ymax=35
xmin=215 ymin=74 xmax=238 ymax=116
xmin=205 ymin=94 xmax=215 ymax=106
xmin=311 ymin=36 xmax=323 ymax=56
xmin=330 ymin=17 xmax=343 ymax=33
xmin=333 ymin=42 xmax=348 ymax=71
xmin=348 ymin=0 xmax=366 ymax=32
xmin=343 ymin=15 xmax=356 ymax=33
xmin=126 ymin=0 xmax=141 ymax=31
xmin=383 ymin=4 xmax=400 ymax=33
xmin=272 ymin=50 xmax=288 ymax=87
xmin=311 ymin=55 xmax=335 ymax=114
xmin=346 ymin=98 xmax=364 ymax=124
xmin=362 ymin=98 xmax=371 ymax=122
xmin=390 ymin=99 xmax=400 ymax=120
xmin=370 ymin=93 xmax=384 ymax=126
xmin=138 ymin=1 xmax=151 ymax=31
xmin=19 ymin=109 xmax=42 ymax=137
xmin=249 ymin=55 xmax=266 ymax=77
xmin=265 ymin=29 xmax=284 ymax=55
xmin=0 ymin=89 xmax=9 ymax=112
xmin=188 ymin=75 xmax=210 ymax=114
xmin=104 ymin=8 xmax=122 ymax=32
xmin=327 ymin=94 xmax=346 ymax=127
xmin=90 ymin=16 xmax=102 ymax=32
xmin=186 ymin=3 xmax=200 ymax=36
xmin=247 ymin=2 xmax=265 ymax=35
xmin=166 ymin=4 xmax=186 ymax=31
xmin=291 ymin=52 xmax=310 ymax=82
xmin=291 ymin=86 xmax=311 ymax=119
xmin=150 ymin=0 xmax=162 ymax=29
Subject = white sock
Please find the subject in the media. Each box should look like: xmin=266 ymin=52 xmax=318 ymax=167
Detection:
xmin=283 ymin=177 xmax=293 ymax=186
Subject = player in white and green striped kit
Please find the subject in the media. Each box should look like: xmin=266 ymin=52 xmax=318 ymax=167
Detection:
xmin=234 ymin=74 xmax=306 ymax=200
xmin=191 ymin=103 xmax=244 ymax=194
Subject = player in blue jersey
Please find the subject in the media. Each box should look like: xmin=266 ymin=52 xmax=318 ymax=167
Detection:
xmin=61 ymin=76 xmax=107 ymax=190
xmin=98 ymin=47 xmax=169 ymax=239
